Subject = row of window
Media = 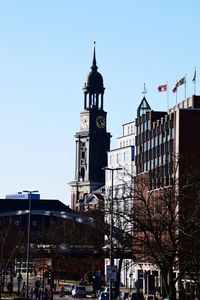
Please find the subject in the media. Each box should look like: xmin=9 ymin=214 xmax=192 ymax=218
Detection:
xmin=0 ymin=217 xmax=55 ymax=228
xmin=137 ymin=147 xmax=173 ymax=169
xmin=136 ymin=114 xmax=174 ymax=145
xmin=119 ymin=138 xmax=134 ymax=148
xmin=124 ymin=124 xmax=135 ymax=136
xmin=136 ymin=140 xmax=174 ymax=164
xmin=136 ymin=120 xmax=151 ymax=135
xmin=105 ymin=185 xmax=132 ymax=213
xmin=109 ymin=149 xmax=132 ymax=166
xmin=150 ymin=174 xmax=174 ymax=190
xmin=136 ymin=127 xmax=174 ymax=149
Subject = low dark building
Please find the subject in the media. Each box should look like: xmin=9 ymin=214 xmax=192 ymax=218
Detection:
xmin=0 ymin=197 xmax=105 ymax=282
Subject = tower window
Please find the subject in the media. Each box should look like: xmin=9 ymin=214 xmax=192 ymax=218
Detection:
xmin=81 ymin=151 xmax=86 ymax=159
xmin=80 ymin=167 xmax=85 ymax=180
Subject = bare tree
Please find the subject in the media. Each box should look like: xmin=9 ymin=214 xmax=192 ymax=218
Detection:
xmin=108 ymin=162 xmax=200 ymax=300
xmin=0 ymin=216 xmax=25 ymax=298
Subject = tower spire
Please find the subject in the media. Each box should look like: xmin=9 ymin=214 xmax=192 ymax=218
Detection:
xmin=83 ymin=42 xmax=105 ymax=110
xmin=91 ymin=41 xmax=98 ymax=71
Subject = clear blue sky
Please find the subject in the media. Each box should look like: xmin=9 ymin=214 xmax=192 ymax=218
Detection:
xmin=0 ymin=0 xmax=199 ymax=205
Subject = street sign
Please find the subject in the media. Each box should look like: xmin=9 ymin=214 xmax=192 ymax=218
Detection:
xmin=107 ymin=265 xmax=117 ymax=282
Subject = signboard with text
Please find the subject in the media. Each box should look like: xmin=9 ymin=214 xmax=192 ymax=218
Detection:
xmin=107 ymin=265 xmax=117 ymax=282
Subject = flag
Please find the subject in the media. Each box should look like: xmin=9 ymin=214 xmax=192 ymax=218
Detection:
xmin=192 ymin=68 xmax=196 ymax=83
xmin=172 ymin=86 xmax=177 ymax=93
xmin=176 ymin=76 xmax=186 ymax=88
xmin=172 ymin=76 xmax=186 ymax=93
xmin=158 ymin=84 xmax=167 ymax=92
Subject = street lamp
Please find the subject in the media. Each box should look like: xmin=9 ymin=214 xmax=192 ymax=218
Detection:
xmin=103 ymin=167 xmax=123 ymax=300
xmin=129 ymin=271 xmax=133 ymax=292
xmin=23 ymin=190 xmax=39 ymax=299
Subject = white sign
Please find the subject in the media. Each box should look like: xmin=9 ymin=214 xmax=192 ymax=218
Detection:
xmin=107 ymin=265 xmax=117 ymax=282
xmin=5 ymin=193 xmax=40 ymax=200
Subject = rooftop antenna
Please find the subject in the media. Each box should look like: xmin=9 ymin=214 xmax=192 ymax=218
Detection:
xmin=142 ymin=83 xmax=147 ymax=96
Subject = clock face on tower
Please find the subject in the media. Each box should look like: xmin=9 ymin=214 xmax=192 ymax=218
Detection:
xmin=81 ymin=115 xmax=89 ymax=129
xmin=96 ymin=115 xmax=106 ymax=129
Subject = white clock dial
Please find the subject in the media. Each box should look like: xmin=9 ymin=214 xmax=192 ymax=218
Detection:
xmin=81 ymin=116 xmax=89 ymax=129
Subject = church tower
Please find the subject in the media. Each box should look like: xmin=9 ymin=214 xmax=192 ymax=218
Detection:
xmin=69 ymin=45 xmax=111 ymax=210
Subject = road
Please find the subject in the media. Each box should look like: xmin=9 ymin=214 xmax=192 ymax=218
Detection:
xmin=53 ymin=296 xmax=93 ymax=300
xmin=4 ymin=276 xmax=95 ymax=300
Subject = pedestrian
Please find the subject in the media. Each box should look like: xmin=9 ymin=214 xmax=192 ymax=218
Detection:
xmin=43 ymin=287 xmax=50 ymax=300
xmin=60 ymin=285 xmax=65 ymax=298
xmin=22 ymin=281 xmax=26 ymax=290
xmin=34 ymin=287 xmax=42 ymax=300
xmin=7 ymin=281 xmax=13 ymax=294
xmin=21 ymin=281 xmax=26 ymax=297
xmin=30 ymin=287 xmax=34 ymax=299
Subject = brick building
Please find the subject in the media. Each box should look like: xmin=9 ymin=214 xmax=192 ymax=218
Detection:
xmin=135 ymin=95 xmax=200 ymax=189
xmin=134 ymin=95 xmax=200 ymax=297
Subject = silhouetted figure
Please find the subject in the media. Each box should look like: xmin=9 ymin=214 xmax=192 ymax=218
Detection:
xmin=60 ymin=285 xmax=65 ymax=298
xmin=7 ymin=281 xmax=13 ymax=294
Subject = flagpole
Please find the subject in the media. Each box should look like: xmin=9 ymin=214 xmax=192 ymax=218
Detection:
xmin=185 ymin=73 xmax=186 ymax=98
xmin=167 ymin=81 xmax=169 ymax=110
xmin=193 ymin=67 xmax=196 ymax=95
xmin=175 ymin=80 xmax=178 ymax=104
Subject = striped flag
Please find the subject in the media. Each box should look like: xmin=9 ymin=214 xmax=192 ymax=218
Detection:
xmin=172 ymin=76 xmax=186 ymax=93
xmin=158 ymin=84 xmax=167 ymax=92
xmin=176 ymin=76 xmax=186 ymax=88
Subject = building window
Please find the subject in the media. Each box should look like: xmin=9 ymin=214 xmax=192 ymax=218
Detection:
xmin=124 ymin=151 xmax=129 ymax=162
xmin=155 ymin=136 xmax=158 ymax=146
xmin=159 ymin=133 xmax=162 ymax=144
xmin=163 ymin=132 xmax=165 ymax=143
xmin=159 ymin=156 xmax=162 ymax=166
xmin=131 ymin=125 xmax=133 ymax=134
xmin=109 ymin=155 xmax=113 ymax=165
xmin=140 ymin=124 xmax=143 ymax=134
xmin=171 ymin=128 xmax=174 ymax=139
xmin=117 ymin=153 xmax=122 ymax=164
xmin=148 ymin=120 xmax=151 ymax=130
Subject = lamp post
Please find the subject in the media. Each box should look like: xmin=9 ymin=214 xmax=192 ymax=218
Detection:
xmin=23 ymin=190 xmax=39 ymax=299
xmin=103 ymin=167 xmax=123 ymax=300
xmin=129 ymin=271 xmax=133 ymax=292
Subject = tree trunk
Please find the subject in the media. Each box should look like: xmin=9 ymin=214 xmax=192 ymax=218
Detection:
xmin=169 ymin=268 xmax=177 ymax=300
xmin=115 ymin=258 xmax=123 ymax=299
